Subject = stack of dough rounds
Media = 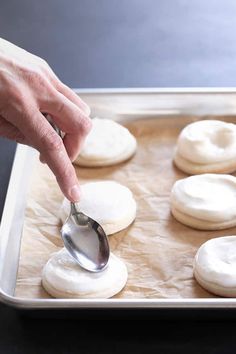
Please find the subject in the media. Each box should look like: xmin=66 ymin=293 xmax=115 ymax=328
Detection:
xmin=170 ymin=174 xmax=236 ymax=230
xmin=74 ymin=117 xmax=137 ymax=167
xmin=60 ymin=181 xmax=137 ymax=235
xmin=42 ymin=249 xmax=128 ymax=298
xmin=194 ymin=236 xmax=236 ymax=297
xmin=174 ymin=120 xmax=236 ymax=174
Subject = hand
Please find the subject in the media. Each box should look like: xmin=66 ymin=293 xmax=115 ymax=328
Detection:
xmin=0 ymin=38 xmax=91 ymax=202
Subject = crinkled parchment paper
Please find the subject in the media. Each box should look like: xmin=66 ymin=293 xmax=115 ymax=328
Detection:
xmin=15 ymin=115 xmax=236 ymax=299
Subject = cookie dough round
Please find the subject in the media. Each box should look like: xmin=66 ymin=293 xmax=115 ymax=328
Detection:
xmin=194 ymin=236 xmax=236 ymax=297
xmin=170 ymin=174 xmax=236 ymax=230
xmin=60 ymin=181 xmax=137 ymax=235
xmin=174 ymin=120 xmax=236 ymax=174
xmin=74 ymin=117 xmax=137 ymax=167
xmin=42 ymin=248 xmax=128 ymax=299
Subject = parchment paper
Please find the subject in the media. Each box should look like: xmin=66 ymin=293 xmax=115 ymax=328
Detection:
xmin=15 ymin=115 xmax=236 ymax=299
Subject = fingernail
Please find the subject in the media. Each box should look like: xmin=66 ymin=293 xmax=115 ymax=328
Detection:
xmin=84 ymin=104 xmax=91 ymax=116
xmin=69 ymin=184 xmax=81 ymax=202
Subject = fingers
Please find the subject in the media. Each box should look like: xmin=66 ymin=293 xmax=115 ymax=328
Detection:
xmin=41 ymin=91 xmax=92 ymax=161
xmin=39 ymin=135 xmax=81 ymax=202
xmin=62 ymin=132 xmax=86 ymax=162
xmin=57 ymin=83 xmax=91 ymax=116
xmin=40 ymin=63 xmax=90 ymax=116
xmin=9 ymin=108 xmax=81 ymax=202
xmin=41 ymin=90 xmax=91 ymax=133
xmin=2 ymin=60 xmax=91 ymax=162
xmin=0 ymin=115 xmax=28 ymax=145
xmin=0 ymin=45 xmax=90 ymax=202
xmin=36 ymin=122 xmax=81 ymax=201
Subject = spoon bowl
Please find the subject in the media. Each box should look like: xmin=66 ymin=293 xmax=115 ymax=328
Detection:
xmin=61 ymin=202 xmax=110 ymax=272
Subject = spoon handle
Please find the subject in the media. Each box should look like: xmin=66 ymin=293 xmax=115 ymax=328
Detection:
xmin=50 ymin=120 xmax=63 ymax=139
xmin=46 ymin=116 xmax=83 ymax=215
xmin=71 ymin=202 xmax=79 ymax=215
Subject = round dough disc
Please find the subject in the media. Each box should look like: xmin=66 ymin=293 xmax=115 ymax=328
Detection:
xmin=60 ymin=181 xmax=137 ymax=235
xmin=174 ymin=120 xmax=236 ymax=174
xmin=42 ymin=249 xmax=128 ymax=299
xmin=194 ymin=236 xmax=236 ymax=297
xmin=170 ymin=174 xmax=236 ymax=230
xmin=74 ymin=117 xmax=137 ymax=167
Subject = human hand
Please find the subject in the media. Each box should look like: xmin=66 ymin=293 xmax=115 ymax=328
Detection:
xmin=0 ymin=38 xmax=91 ymax=202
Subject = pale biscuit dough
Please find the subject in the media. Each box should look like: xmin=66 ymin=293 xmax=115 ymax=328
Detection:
xmin=174 ymin=120 xmax=236 ymax=174
xmin=170 ymin=174 xmax=236 ymax=230
xmin=42 ymin=248 xmax=128 ymax=299
xmin=74 ymin=117 xmax=137 ymax=167
xmin=60 ymin=181 xmax=137 ymax=235
xmin=194 ymin=236 xmax=236 ymax=297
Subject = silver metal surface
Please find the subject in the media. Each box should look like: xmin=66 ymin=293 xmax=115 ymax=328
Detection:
xmin=61 ymin=202 xmax=110 ymax=272
xmin=2 ymin=88 xmax=236 ymax=310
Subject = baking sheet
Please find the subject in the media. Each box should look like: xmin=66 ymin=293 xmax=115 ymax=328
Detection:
xmin=15 ymin=115 xmax=236 ymax=299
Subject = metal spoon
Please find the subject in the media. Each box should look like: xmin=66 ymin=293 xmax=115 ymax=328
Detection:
xmin=61 ymin=202 xmax=110 ymax=272
xmin=49 ymin=120 xmax=110 ymax=272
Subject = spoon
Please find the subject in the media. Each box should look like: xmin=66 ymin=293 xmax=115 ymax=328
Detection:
xmin=61 ymin=202 xmax=110 ymax=272
xmin=49 ymin=119 xmax=110 ymax=272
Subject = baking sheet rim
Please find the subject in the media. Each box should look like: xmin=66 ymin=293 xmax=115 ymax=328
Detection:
xmin=2 ymin=288 xmax=236 ymax=309
xmin=2 ymin=88 xmax=236 ymax=309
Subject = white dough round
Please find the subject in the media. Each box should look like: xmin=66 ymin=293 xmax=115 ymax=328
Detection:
xmin=170 ymin=174 xmax=236 ymax=230
xmin=174 ymin=120 xmax=236 ymax=174
xmin=60 ymin=181 xmax=137 ymax=235
xmin=74 ymin=117 xmax=137 ymax=167
xmin=194 ymin=236 xmax=236 ymax=297
xmin=42 ymin=249 xmax=128 ymax=298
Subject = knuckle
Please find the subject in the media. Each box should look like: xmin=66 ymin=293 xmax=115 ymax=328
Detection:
xmin=78 ymin=115 xmax=92 ymax=134
xmin=59 ymin=165 xmax=73 ymax=181
xmin=20 ymin=65 xmax=50 ymax=90
xmin=21 ymin=65 xmax=42 ymax=81
xmin=40 ymin=129 xmax=63 ymax=153
xmin=0 ymin=73 xmax=24 ymax=107
xmin=31 ymin=70 xmax=45 ymax=85
xmin=13 ymin=87 xmax=28 ymax=107
xmin=56 ymin=100 xmax=66 ymax=114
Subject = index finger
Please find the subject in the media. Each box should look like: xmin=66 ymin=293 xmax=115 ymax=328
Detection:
xmin=41 ymin=91 xmax=92 ymax=161
xmin=15 ymin=109 xmax=81 ymax=202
